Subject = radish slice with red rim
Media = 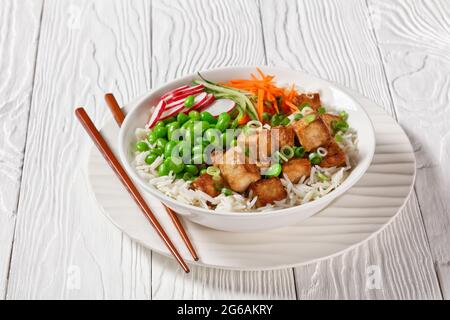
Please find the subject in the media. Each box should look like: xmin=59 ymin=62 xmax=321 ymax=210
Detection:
xmin=160 ymin=85 xmax=189 ymax=101
xmin=195 ymin=94 xmax=215 ymax=111
xmin=164 ymin=84 xmax=204 ymax=103
xmin=146 ymin=100 xmax=167 ymax=128
xmin=160 ymin=93 xmax=209 ymax=120
xmin=164 ymin=91 xmax=208 ymax=112
xmin=159 ymin=103 xmax=186 ymax=120
xmin=198 ymin=98 xmax=235 ymax=116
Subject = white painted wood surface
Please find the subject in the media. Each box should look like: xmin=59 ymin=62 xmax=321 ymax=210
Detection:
xmin=367 ymin=0 xmax=450 ymax=299
xmin=261 ymin=0 xmax=443 ymax=300
xmin=0 ymin=0 xmax=43 ymax=299
xmin=0 ymin=0 xmax=448 ymax=299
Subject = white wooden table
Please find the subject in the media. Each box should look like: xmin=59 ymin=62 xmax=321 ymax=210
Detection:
xmin=1 ymin=0 xmax=448 ymax=300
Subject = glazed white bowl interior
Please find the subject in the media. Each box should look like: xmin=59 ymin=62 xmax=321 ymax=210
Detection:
xmin=118 ymin=66 xmax=375 ymax=232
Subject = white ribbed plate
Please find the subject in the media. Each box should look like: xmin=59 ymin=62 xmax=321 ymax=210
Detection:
xmin=87 ymin=90 xmax=415 ymax=270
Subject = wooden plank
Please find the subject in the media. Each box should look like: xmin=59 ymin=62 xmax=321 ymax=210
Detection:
xmin=367 ymin=0 xmax=450 ymax=298
xmin=6 ymin=0 xmax=154 ymax=299
xmin=261 ymin=0 xmax=442 ymax=299
xmin=0 ymin=0 xmax=44 ymax=298
xmin=150 ymin=0 xmax=296 ymax=299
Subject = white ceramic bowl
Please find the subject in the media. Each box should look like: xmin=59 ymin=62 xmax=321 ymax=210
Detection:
xmin=118 ymin=66 xmax=375 ymax=232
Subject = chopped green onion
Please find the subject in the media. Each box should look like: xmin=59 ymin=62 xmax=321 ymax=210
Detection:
xmin=247 ymin=120 xmax=263 ymax=129
xmin=335 ymin=134 xmax=343 ymax=143
xmin=199 ymin=168 xmax=207 ymax=175
xmin=270 ymin=114 xmax=284 ymax=127
xmin=339 ymin=111 xmax=348 ymax=121
xmin=332 ymin=120 xmax=349 ymax=133
xmin=317 ymin=172 xmax=330 ymax=182
xmin=262 ymin=112 xmax=271 ymax=122
xmin=264 ymin=163 xmax=282 ymax=177
xmin=318 ymin=107 xmax=326 ymax=115
xmin=298 ymin=102 xmax=311 ymax=110
xmin=281 ymin=145 xmax=294 ymax=159
xmin=275 ymin=151 xmax=288 ymax=162
xmin=304 ymin=114 xmax=316 ymax=124
xmin=280 ymin=117 xmax=290 ymax=126
xmin=293 ymin=113 xmax=303 ymax=121
xmin=221 ymin=188 xmax=233 ymax=196
xmin=212 ymin=174 xmax=222 ymax=181
xmin=206 ymin=166 xmax=220 ymax=176
xmin=294 ymin=146 xmax=305 ymax=158
xmin=309 ymin=152 xmax=323 ymax=165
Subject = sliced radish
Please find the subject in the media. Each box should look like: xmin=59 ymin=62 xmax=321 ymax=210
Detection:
xmin=146 ymin=100 xmax=167 ymax=128
xmin=160 ymin=85 xmax=189 ymax=101
xmin=160 ymin=93 xmax=209 ymax=120
xmin=164 ymin=84 xmax=204 ymax=103
xmin=159 ymin=103 xmax=185 ymax=120
xmin=195 ymin=94 xmax=215 ymax=111
xmin=198 ymin=98 xmax=234 ymax=116
xmin=164 ymin=92 xmax=207 ymax=112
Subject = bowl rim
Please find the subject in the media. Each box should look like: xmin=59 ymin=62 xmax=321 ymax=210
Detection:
xmin=118 ymin=65 xmax=376 ymax=217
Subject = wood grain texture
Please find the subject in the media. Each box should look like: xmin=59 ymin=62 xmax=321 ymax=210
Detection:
xmin=150 ymin=0 xmax=296 ymax=299
xmin=6 ymin=0 xmax=154 ymax=299
xmin=261 ymin=0 xmax=442 ymax=299
xmin=367 ymin=0 xmax=450 ymax=298
xmin=0 ymin=0 xmax=43 ymax=298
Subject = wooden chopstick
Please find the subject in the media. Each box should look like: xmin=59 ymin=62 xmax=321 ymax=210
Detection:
xmin=75 ymin=107 xmax=190 ymax=273
xmin=104 ymin=93 xmax=199 ymax=261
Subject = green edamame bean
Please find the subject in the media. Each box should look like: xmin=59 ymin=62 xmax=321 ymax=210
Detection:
xmin=184 ymin=164 xmax=198 ymax=176
xmin=157 ymin=162 xmax=170 ymax=176
xmin=200 ymin=111 xmax=217 ymax=124
xmin=177 ymin=112 xmax=190 ymax=125
xmin=154 ymin=125 xmax=168 ymax=139
xmin=164 ymin=141 xmax=178 ymax=158
xmin=155 ymin=138 xmax=167 ymax=149
xmin=184 ymin=95 xmax=195 ymax=108
xmin=188 ymin=110 xmax=200 ymax=121
xmin=136 ymin=141 xmax=149 ymax=152
xmin=147 ymin=131 xmax=158 ymax=144
xmin=145 ymin=153 xmax=158 ymax=165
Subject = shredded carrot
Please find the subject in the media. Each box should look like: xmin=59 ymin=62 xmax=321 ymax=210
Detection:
xmin=272 ymin=100 xmax=279 ymax=114
xmin=223 ymin=68 xmax=300 ymax=118
xmin=238 ymin=113 xmax=250 ymax=125
xmin=257 ymin=89 xmax=264 ymax=120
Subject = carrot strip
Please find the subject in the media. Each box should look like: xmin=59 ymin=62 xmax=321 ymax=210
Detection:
xmin=272 ymin=101 xmax=279 ymax=113
xmin=238 ymin=113 xmax=250 ymax=125
xmin=257 ymin=89 xmax=264 ymax=120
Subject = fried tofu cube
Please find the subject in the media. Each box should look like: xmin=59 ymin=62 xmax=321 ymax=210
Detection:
xmin=191 ymin=173 xmax=222 ymax=197
xmin=237 ymin=126 xmax=295 ymax=159
xmin=291 ymin=116 xmax=331 ymax=151
xmin=219 ymin=163 xmax=261 ymax=192
xmin=282 ymin=158 xmax=311 ymax=184
xmin=320 ymin=142 xmax=346 ymax=168
xmin=292 ymin=93 xmax=322 ymax=111
xmin=320 ymin=113 xmax=340 ymax=134
xmin=214 ymin=147 xmax=261 ymax=193
xmin=249 ymin=177 xmax=287 ymax=208
xmin=272 ymin=125 xmax=295 ymax=149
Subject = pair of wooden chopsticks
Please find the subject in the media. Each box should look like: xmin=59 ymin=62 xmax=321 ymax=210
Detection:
xmin=75 ymin=95 xmax=198 ymax=273
xmin=104 ymin=94 xmax=198 ymax=261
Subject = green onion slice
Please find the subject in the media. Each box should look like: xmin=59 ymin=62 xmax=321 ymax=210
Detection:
xmin=264 ymin=163 xmax=282 ymax=177
xmin=317 ymin=172 xmax=330 ymax=182
xmin=304 ymin=114 xmax=316 ymax=124
xmin=281 ymin=145 xmax=294 ymax=159
xmin=206 ymin=166 xmax=221 ymax=177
